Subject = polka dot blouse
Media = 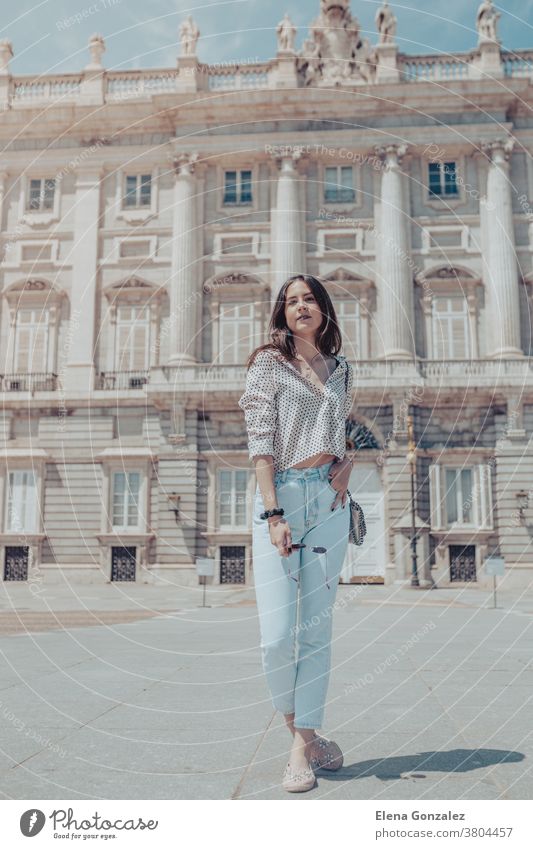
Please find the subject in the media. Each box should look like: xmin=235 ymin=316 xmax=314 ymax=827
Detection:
xmin=238 ymin=347 xmax=354 ymax=473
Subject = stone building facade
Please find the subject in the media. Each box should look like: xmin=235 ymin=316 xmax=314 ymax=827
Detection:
xmin=0 ymin=1 xmax=532 ymax=588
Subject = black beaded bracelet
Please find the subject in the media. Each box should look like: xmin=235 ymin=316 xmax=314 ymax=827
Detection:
xmin=259 ymin=507 xmax=285 ymax=520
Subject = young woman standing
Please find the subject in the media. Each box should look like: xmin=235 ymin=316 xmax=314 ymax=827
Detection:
xmin=238 ymin=274 xmax=354 ymax=792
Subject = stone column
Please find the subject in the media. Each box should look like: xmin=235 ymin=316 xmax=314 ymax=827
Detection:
xmin=481 ymin=138 xmax=522 ymax=358
xmin=0 ymin=40 xmax=13 ymax=111
xmin=63 ymin=167 xmax=102 ymax=390
xmin=168 ymin=153 xmax=199 ymax=365
xmin=374 ymin=143 xmax=414 ymax=359
xmin=271 ymin=151 xmax=305 ymax=301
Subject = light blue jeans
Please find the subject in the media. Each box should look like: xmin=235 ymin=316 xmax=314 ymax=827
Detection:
xmin=252 ymin=459 xmax=350 ymax=730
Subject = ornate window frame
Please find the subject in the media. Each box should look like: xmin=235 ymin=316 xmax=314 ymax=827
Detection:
xmin=321 ymin=267 xmax=374 ymax=359
xmin=17 ymin=174 xmax=61 ymax=227
xmin=429 ymin=459 xmax=493 ymax=532
xmin=205 ymin=272 xmax=268 ymax=364
xmin=317 ymin=158 xmax=363 ymax=213
xmin=216 ymin=163 xmax=259 ymax=215
xmin=114 ymin=166 xmax=159 ymax=224
xmin=423 ymin=154 xmax=467 ymax=210
xmin=103 ymin=276 xmax=166 ymax=371
xmin=415 ymin=265 xmax=482 ymax=358
xmin=3 ymin=278 xmax=64 ymax=374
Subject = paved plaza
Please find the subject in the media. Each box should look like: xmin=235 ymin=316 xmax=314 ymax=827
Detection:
xmin=0 ymin=578 xmax=531 ymax=800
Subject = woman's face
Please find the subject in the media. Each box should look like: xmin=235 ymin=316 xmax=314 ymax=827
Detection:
xmin=284 ymin=279 xmax=323 ymax=339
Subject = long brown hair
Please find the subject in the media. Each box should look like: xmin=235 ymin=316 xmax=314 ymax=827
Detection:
xmin=245 ymin=275 xmax=343 ymax=369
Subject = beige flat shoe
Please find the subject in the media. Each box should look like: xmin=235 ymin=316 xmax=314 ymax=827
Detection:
xmin=308 ymin=735 xmax=344 ymax=771
xmin=282 ymin=761 xmax=317 ymax=793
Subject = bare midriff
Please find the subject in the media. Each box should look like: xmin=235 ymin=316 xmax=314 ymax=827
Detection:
xmin=291 ymin=452 xmax=338 ymax=469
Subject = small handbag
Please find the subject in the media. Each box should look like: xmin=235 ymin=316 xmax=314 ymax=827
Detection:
xmin=344 ymin=361 xmax=367 ymax=547
xmin=347 ymin=490 xmax=367 ymax=546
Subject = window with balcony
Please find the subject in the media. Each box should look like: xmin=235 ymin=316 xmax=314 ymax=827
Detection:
xmin=112 ymin=471 xmax=141 ymax=530
xmin=428 ymin=161 xmax=458 ymax=197
xmin=14 ymin=308 xmax=50 ymax=372
xmin=123 ymin=174 xmax=152 ymax=208
xmin=115 ymin=304 xmax=150 ymax=372
xmin=26 ymin=178 xmax=55 ymax=212
xmin=5 ymin=470 xmax=38 ymax=533
xmin=324 ymin=166 xmax=355 ymax=203
xmin=218 ymin=469 xmax=248 ymax=529
xmin=223 ymin=170 xmax=252 ymax=205
xmin=431 ymin=296 xmax=471 ymax=359
xmin=429 ymin=463 xmax=493 ymax=530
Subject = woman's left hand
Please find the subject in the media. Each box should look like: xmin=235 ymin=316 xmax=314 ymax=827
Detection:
xmin=327 ymin=457 xmax=352 ymax=510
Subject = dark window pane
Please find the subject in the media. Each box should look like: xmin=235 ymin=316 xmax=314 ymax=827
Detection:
xmin=240 ymin=170 xmax=252 ymax=203
xmin=223 ymin=171 xmax=237 ymax=204
xmin=444 ymin=162 xmax=458 ymax=195
xmin=428 ymin=163 xmax=442 ymax=196
xmin=139 ymin=174 xmax=151 ymax=205
xmin=124 ymin=175 xmax=138 ymax=207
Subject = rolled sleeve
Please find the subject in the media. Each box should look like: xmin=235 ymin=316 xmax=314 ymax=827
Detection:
xmin=238 ymin=351 xmax=278 ymax=459
xmin=344 ymin=361 xmax=354 ymax=420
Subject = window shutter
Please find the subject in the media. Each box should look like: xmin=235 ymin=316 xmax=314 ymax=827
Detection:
xmin=14 ymin=325 xmax=31 ymax=372
xmin=115 ymin=306 xmax=149 ymax=371
xmin=476 ymin=463 xmax=493 ymax=529
xmin=127 ymin=471 xmax=140 ymax=527
xmin=15 ymin=309 xmax=49 ymax=372
xmin=131 ymin=320 xmax=148 ymax=371
xmin=429 ymin=464 xmax=442 ymax=529
xmin=7 ymin=470 xmax=36 ymax=532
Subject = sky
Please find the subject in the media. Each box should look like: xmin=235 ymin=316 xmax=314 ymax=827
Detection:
xmin=2 ymin=0 xmax=532 ymax=76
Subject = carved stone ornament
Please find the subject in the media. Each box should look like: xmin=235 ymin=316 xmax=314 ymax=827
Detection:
xmin=297 ymin=0 xmax=375 ymax=86
xmin=173 ymin=152 xmax=199 ymax=176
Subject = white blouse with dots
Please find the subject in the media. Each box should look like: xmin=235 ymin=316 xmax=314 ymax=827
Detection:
xmin=238 ymin=347 xmax=354 ymax=473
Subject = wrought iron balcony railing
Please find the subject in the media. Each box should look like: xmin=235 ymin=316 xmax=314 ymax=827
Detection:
xmin=2 ymin=372 xmax=58 ymax=392
xmin=96 ymin=370 xmax=150 ymax=391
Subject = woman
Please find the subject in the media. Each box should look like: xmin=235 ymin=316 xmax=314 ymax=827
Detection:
xmin=238 ymin=274 xmax=354 ymax=793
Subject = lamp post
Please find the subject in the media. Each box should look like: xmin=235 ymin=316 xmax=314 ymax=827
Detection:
xmin=406 ymin=414 xmax=419 ymax=587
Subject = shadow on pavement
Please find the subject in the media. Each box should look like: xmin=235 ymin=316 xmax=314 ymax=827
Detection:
xmin=318 ymin=748 xmax=525 ymax=781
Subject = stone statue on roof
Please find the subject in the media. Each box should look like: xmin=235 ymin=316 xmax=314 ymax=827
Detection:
xmin=179 ymin=15 xmax=200 ymax=56
xmin=476 ymin=0 xmax=500 ymax=43
xmin=376 ymin=2 xmax=397 ymax=45
xmin=277 ymin=13 xmax=297 ymax=52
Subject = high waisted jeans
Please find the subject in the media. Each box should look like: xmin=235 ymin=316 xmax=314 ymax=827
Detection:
xmin=252 ymin=459 xmax=351 ymax=730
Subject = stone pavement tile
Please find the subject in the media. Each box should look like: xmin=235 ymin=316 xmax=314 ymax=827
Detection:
xmin=0 ymin=725 xmax=255 ymax=800
xmin=323 ymin=701 xmax=458 ymax=737
xmin=447 ymin=705 xmax=533 ymax=742
xmin=0 ymin=677 xmax=153 ymax=728
xmin=0 ymin=729 xmax=70 ymax=771
xmin=89 ymin=700 xmax=274 ymax=730
xmin=425 ymin=683 xmax=533 ymax=709
xmin=0 ymin=759 xmax=241 ymax=800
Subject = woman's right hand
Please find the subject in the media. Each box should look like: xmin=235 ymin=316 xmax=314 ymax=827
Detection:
xmin=268 ymin=517 xmax=292 ymax=557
